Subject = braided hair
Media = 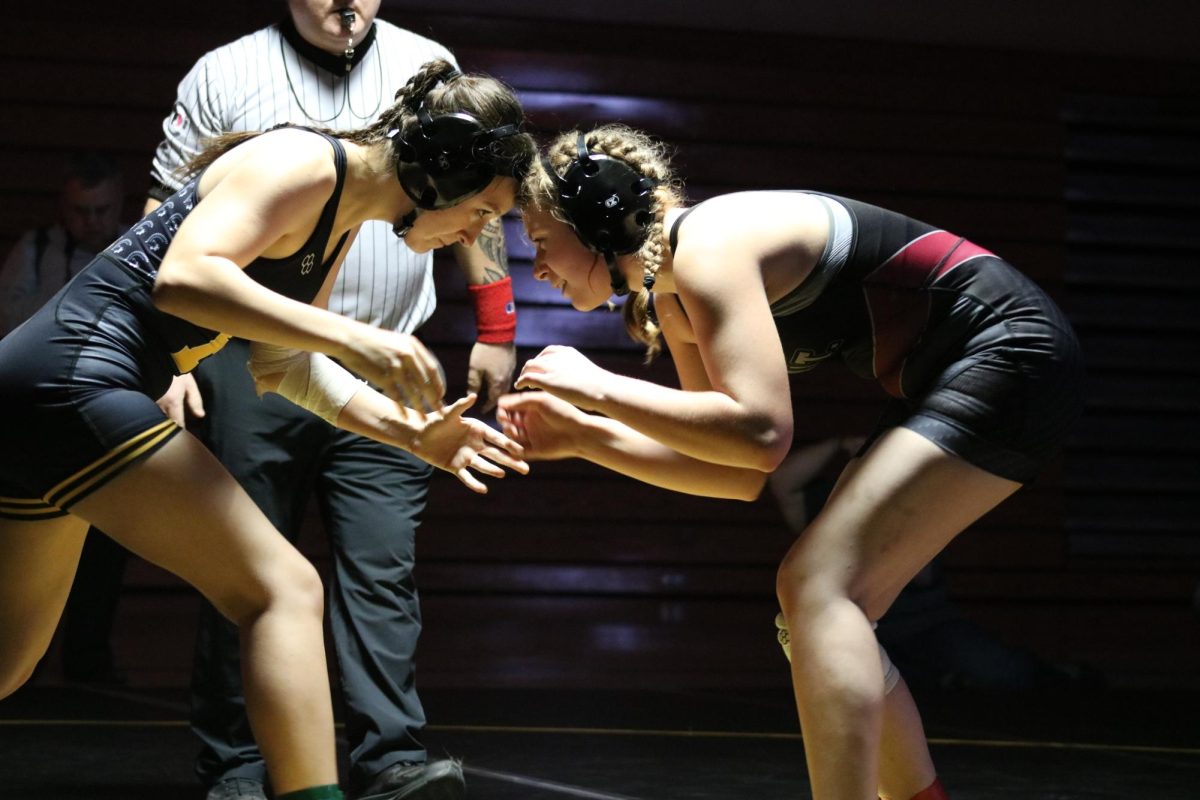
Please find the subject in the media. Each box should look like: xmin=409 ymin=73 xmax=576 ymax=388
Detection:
xmin=524 ymin=124 xmax=684 ymax=360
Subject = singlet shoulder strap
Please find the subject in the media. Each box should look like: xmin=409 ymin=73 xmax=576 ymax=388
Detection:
xmin=264 ymin=124 xmax=348 ymax=212
xmin=303 ymin=129 xmax=348 ymax=247
xmin=269 ymin=125 xmax=349 ymax=264
xmin=668 ymin=205 xmax=702 ymax=256
xmin=324 ymin=229 xmax=351 ymax=273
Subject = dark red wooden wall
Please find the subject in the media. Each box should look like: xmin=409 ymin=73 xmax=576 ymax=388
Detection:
xmin=4 ymin=1 xmax=1197 ymax=689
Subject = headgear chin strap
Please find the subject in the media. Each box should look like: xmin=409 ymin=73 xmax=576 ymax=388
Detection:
xmin=545 ymin=133 xmax=657 ymax=296
xmin=392 ymin=209 xmax=419 ymax=238
xmin=387 ymin=69 xmax=524 ymax=213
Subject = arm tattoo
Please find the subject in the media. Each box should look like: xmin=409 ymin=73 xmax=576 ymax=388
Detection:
xmin=479 ymin=218 xmax=509 ymax=281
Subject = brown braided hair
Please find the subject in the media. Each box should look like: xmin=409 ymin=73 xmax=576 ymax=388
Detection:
xmin=523 ymin=124 xmax=684 ymax=360
xmin=182 ymin=59 xmax=533 ymax=185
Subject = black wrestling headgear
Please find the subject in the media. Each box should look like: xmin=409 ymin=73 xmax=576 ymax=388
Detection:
xmin=388 ymin=69 xmax=525 ymax=213
xmin=544 ymin=133 xmax=657 ymax=296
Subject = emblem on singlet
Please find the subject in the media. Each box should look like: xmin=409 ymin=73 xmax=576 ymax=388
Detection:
xmin=301 ymin=252 xmax=315 ymax=274
xmin=787 ymin=340 xmax=843 ymax=373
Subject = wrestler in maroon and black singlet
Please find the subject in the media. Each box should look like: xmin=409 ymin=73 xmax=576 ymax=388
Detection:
xmin=670 ymin=191 xmax=1084 ymax=483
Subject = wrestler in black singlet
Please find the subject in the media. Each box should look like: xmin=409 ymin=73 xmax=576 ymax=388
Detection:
xmin=669 ymin=192 xmax=1084 ymax=482
xmin=0 ymin=128 xmax=350 ymax=519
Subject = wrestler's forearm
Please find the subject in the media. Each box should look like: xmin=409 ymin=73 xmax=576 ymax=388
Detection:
xmin=334 ymin=387 xmax=422 ymax=451
xmin=574 ymin=413 xmax=768 ymax=501
xmin=152 ymin=254 xmax=364 ymax=359
xmin=586 ymin=371 xmax=793 ymax=474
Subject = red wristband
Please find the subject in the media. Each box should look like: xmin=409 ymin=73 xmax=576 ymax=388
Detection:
xmin=468 ymin=276 xmax=516 ymax=343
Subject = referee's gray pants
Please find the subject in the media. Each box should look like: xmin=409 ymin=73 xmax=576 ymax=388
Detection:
xmin=188 ymin=339 xmax=432 ymax=792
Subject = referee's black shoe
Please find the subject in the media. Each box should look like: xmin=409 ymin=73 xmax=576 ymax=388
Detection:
xmin=358 ymin=760 xmax=466 ymax=800
xmin=205 ymin=777 xmax=267 ymax=800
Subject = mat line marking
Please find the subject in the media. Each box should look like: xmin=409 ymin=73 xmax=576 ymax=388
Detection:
xmin=429 ymin=725 xmax=1200 ymax=757
xmin=0 ymin=718 xmax=1196 ymax=757
xmin=462 ymin=765 xmax=640 ymax=800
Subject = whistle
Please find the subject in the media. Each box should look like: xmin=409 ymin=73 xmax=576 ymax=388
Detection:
xmin=340 ymin=7 xmax=357 ymax=66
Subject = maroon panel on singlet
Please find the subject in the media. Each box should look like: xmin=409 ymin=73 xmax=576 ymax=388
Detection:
xmin=865 ymin=231 xmax=995 ymax=397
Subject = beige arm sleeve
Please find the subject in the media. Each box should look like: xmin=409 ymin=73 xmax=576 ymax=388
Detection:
xmin=246 ymin=342 xmax=364 ymax=425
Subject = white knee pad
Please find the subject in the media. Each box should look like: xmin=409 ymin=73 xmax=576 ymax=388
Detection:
xmin=878 ymin=640 xmax=900 ymax=694
xmin=775 ymin=612 xmax=791 ymax=657
xmin=774 ymin=613 xmax=900 ymax=694
xmin=246 ymin=342 xmax=364 ymax=425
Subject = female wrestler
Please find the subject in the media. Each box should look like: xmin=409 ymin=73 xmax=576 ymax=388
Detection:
xmin=0 ymin=60 xmax=532 ymax=800
xmin=498 ymin=124 xmax=1083 ymax=800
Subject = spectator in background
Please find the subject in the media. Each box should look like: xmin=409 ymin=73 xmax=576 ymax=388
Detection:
xmin=0 ymin=151 xmax=131 ymax=686
xmin=1 ymin=152 xmax=124 ymax=334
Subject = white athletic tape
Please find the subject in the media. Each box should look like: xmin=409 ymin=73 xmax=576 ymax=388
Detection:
xmin=246 ymin=342 xmax=364 ymax=425
xmin=774 ymin=612 xmax=900 ymax=695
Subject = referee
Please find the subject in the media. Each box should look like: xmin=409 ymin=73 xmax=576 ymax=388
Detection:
xmin=146 ymin=3 xmax=512 ymax=799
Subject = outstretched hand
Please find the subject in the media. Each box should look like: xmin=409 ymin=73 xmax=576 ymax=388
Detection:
xmin=513 ymin=345 xmax=609 ymax=412
xmin=413 ymin=393 xmax=529 ymax=493
xmin=496 ymin=390 xmax=591 ymax=461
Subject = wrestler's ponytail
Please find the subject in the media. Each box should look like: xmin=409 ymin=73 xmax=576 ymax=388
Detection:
xmin=181 ymin=131 xmax=261 ymax=177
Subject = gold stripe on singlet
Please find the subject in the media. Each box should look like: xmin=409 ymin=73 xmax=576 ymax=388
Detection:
xmin=44 ymin=420 xmax=181 ymax=511
xmin=0 ymin=495 xmax=66 ymax=520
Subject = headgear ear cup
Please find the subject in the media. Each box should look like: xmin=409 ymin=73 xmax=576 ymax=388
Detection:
xmin=389 ymin=70 xmax=525 ymax=211
xmin=544 ymin=133 xmax=657 ymax=296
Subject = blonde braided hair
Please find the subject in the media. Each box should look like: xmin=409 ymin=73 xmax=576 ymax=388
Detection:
xmin=523 ymin=124 xmax=685 ymax=361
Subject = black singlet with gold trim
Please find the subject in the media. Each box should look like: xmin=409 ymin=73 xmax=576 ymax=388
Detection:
xmin=106 ymin=127 xmax=349 ymax=376
xmin=0 ymin=127 xmax=350 ymax=519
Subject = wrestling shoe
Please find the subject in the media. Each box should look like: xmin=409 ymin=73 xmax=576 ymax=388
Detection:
xmin=358 ymin=759 xmax=466 ymax=800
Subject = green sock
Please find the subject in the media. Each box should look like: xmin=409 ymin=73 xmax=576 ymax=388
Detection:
xmin=276 ymin=786 xmax=344 ymax=800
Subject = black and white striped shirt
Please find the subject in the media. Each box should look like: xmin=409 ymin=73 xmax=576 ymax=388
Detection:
xmin=149 ymin=18 xmax=455 ymax=334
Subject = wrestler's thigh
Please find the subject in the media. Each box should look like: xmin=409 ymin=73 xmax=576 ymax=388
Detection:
xmin=70 ymin=431 xmax=320 ymax=624
xmin=782 ymin=426 xmax=1019 ymax=619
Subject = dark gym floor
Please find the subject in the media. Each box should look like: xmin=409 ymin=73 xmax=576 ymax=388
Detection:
xmin=2 ymin=683 xmax=1197 ymax=799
